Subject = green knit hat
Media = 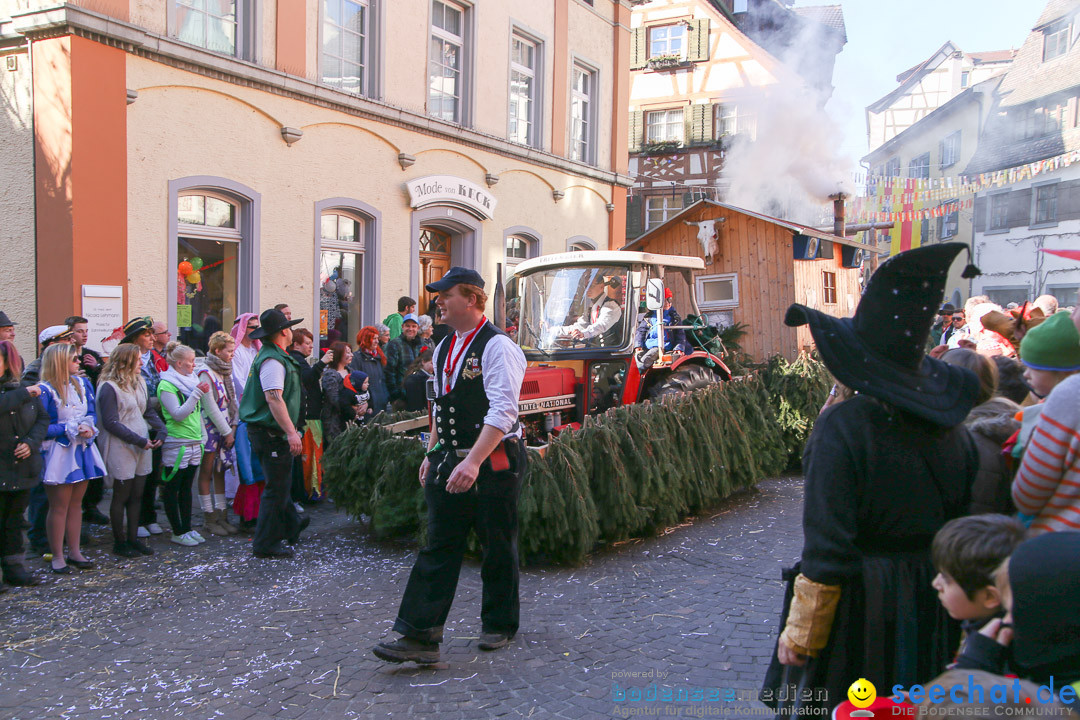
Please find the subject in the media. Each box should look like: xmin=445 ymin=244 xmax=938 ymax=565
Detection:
xmin=1019 ymin=311 xmax=1080 ymax=371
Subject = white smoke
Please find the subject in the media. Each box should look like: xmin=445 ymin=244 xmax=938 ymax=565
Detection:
xmin=722 ymin=6 xmax=855 ymax=225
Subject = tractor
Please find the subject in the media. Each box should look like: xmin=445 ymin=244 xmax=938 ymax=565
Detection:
xmin=504 ymin=250 xmax=731 ymax=444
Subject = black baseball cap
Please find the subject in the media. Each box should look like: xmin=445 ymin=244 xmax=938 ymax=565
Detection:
xmin=425 ymin=266 xmax=485 ymax=293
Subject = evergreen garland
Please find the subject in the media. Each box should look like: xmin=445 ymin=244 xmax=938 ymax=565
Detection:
xmin=322 ymin=355 xmax=831 ymax=565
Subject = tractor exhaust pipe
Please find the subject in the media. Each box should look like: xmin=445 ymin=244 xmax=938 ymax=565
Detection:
xmin=493 ymin=262 xmax=506 ymax=330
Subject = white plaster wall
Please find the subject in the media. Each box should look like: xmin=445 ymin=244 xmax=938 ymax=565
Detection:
xmin=0 ymin=46 xmax=38 ymax=360
xmin=973 ymin=165 xmax=1080 ymax=301
xmin=125 ymin=56 xmax=612 ymax=328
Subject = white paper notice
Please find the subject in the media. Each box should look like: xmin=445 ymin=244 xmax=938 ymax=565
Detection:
xmin=81 ymin=285 xmax=123 ymax=355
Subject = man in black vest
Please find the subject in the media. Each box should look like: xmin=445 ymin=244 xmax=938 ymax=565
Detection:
xmin=373 ymin=267 xmax=527 ymax=664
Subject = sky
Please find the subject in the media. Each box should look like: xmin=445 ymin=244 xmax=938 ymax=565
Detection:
xmin=796 ymin=0 xmax=1045 ymax=169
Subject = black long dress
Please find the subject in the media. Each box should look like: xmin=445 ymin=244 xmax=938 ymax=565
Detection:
xmin=761 ymin=395 xmax=977 ymax=712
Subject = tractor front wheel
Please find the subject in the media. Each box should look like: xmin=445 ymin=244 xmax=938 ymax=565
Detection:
xmin=645 ymin=363 xmax=722 ymax=400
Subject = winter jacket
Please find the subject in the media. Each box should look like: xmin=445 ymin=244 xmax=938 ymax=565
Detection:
xmin=320 ymin=368 xmax=354 ymax=441
xmin=964 ymin=396 xmax=1021 ymax=515
xmin=384 ymin=335 xmax=424 ymax=402
xmin=0 ymin=381 xmax=48 ymax=491
xmin=288 ymin=348 xmax=327 ymax=424
xmin=349 ymin=349 xmax=389 ymax=414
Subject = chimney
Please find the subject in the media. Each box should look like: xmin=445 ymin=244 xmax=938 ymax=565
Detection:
xmin=829 ymin=193 xmax=846 ymax=239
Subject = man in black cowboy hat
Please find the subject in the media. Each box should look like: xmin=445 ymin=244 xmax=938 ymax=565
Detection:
xmin=0 ymin=311 xmax=15 ymax=343
xmin=373 ymin=266 xmax=527 ymax=664
xmin=238 ymin=308 xmax=308 ymax=558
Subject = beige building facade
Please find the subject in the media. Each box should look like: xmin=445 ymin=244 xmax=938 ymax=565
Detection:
xmin=1 ymin=0 xmax=631 ymax=354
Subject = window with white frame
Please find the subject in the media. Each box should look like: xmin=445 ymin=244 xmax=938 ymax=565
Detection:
xmin=1044 ymin=20 xmax=1070 ymax=62
xmin=908 ymin=152 xmax=930 ymax=180
xmin=570 ymin=63 xmax=596 ymax=163
xmin=646 ymin=195 xmax=683 ymax=229
xmin=648 ymin=23 xmax=686 ymax=59
xmin=1049 ymin=285 xmax=1079 ymax=308
xmin=175 ymin=0 xmax=241 ymax=56
xmin=177 ymin=192 xmax=243 ymax=354
xmin=883 ymin=157 xmax=901 ymax=177
xmin=509 ymin=33 xmax=538 ymax=146
xmin=1034 ymin=183 xmax=1059 ymax=225
xmin=940 ymin=131 xmax=961 ymax=167
xmin=937 ymin=199 xmax=959 ymax=239
xmin=695 ymin=273 xmax=738 ymax=310
xmin=505 ymin=235 xmax=532 ymax=265
xmin=319 ymin=211 xmax=366 ymax=346
xmin=714 ymin=103 xmax=757 ymax=141
xmin=429 ymin=0 xmax=467 ymax=123
xmin=322 ymin=0 xmax=369 ymax=95
xmin=989 ymin=192 xmax=1010 ymax=231
xmin=984 ymin=286 xmax=1030 ymax=307
xmin=646 ymin=108 xmax=684 ymax=144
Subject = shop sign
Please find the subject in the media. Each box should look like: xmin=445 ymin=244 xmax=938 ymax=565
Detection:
xmin=406 ymin=175 xmax=497 ymax=220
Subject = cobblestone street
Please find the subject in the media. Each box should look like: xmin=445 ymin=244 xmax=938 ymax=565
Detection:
xmin=0 ymin=475 xmax=805 ymax=720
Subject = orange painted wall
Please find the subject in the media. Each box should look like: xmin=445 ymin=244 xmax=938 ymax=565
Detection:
xmin=551 ymin=0 xmax=569 ymax=157
xmin=34 ymin=35 xmax=128 ymax=330
xmin=70 ymin=0 xmax=129 ymax=22
xmin=276 ymin=0 xmax=307 ymax=75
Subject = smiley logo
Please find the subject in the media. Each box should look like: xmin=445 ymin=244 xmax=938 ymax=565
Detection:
xmin=848 ymin=678 xmax=877 ymax=709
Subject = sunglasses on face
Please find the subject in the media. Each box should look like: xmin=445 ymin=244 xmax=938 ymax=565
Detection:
xmin=952 ymin=316 xmax=965 ymax=322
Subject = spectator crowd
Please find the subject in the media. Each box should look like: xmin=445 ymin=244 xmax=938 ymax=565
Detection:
xmin=0 ymin=294 xmax=439 ymax=587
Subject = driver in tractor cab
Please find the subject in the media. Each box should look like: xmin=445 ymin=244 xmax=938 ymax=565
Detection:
xmin=556 ymin=273 xmax=624 ymax=347
xmin=634 ymin=288 xmax=691 ymax=369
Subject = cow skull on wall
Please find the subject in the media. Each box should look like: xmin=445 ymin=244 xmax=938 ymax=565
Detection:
xmin=684 ymin=218 xmax=725 ymax=265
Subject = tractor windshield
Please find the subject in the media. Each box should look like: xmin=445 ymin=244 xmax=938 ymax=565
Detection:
xmin=515 ymin=265 xmax=631 ymax=354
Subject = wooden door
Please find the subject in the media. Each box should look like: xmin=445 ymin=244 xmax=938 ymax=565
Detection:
xmin=419 ymin=227 xmax=453 ymax=313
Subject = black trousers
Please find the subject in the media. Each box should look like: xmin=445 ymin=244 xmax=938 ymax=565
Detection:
xmin=0 ymin=489 xmax=31 ymax=564
xmin=161 ymin=465 xmax=198 ymax=535
xmin=249 ymin=426 xmax=300 ymax=553
xmin=393 ymin=440 xmax=526 ymax=644
xmin=26 ymin=483 xmax=48 ymax=549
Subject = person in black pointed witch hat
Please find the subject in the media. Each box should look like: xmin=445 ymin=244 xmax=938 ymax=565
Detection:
xmin=761 ymin=243 xmax=982 ymax=714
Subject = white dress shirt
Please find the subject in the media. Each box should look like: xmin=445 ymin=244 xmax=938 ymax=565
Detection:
xmin=433 ymin=321 xmax=526 ymax=437
xmin=571 ymin=295 xmax=622 ymax=339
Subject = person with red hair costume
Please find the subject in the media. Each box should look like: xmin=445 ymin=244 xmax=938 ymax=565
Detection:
xmin=349 ymin=326 xmax=390 ymax=415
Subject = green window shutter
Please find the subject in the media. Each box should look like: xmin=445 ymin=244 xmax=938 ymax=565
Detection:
xmin=626 ymin=195 xmax=644 ymax=238
xmin=682 ymin=191 xmax=696 ymax=207
xmin=631 ymin=27 xmax=647 ymax=70
xmin=629 ymin=110 xmax=644 ymax=152
xmin=688 ymin=18 xmax=710 ymax=62
xmin=688 ymin=104 xmax=712 ymax=145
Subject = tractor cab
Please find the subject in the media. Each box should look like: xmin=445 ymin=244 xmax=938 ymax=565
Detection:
xmin=506 ymin=251 xmax=731 ymax=442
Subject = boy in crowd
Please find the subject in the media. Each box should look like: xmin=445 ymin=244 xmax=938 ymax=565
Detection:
xmin=931 ymin=514 xmax=1027 ymax=666
xmin=1010 ymin=312 xmax=1080 ymax=533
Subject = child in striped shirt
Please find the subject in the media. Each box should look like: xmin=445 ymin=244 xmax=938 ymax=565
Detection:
xmin=1011 ymin=312 xmax=1080 ymax=534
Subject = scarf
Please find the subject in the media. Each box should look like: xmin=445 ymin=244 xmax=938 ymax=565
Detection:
xmin=230 ymin=312 xmax=262 ymax=352
xmin=202 ymin=354 xmax=238 ymax=423
xmin=160 ymin=367 xmax=201 ymax=398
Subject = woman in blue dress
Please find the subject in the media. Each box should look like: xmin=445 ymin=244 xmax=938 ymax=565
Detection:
xmin=39 ymin=343 xmax=105 ymax=573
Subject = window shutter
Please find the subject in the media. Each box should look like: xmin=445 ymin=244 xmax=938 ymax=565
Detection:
xmin=629 ymin=110 xmax=644 ymax=152
xmin=687 ymin=104 xmax=712 ymax=145
xmin=631 ymin=27 xmax=647 ymax=69
xmin=687 ymin=18 xmax=710 ymax=62
xmin=626 ymin=195 xmax=644 ymax=238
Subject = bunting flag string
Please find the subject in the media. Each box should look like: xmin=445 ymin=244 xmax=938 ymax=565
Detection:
xmin=846 ymin=148 xmax=1080 ymax=224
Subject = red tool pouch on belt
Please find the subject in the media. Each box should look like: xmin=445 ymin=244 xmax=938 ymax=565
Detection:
xmin=488 ymin=442 xmax=510 ymax=472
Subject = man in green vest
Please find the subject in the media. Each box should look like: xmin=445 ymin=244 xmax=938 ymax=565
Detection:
xmin=239 ymin=308 xmax=309 ymax=558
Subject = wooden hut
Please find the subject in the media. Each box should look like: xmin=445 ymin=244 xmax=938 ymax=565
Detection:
xmin=623 ymin=199 xmax=874 ymax=361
